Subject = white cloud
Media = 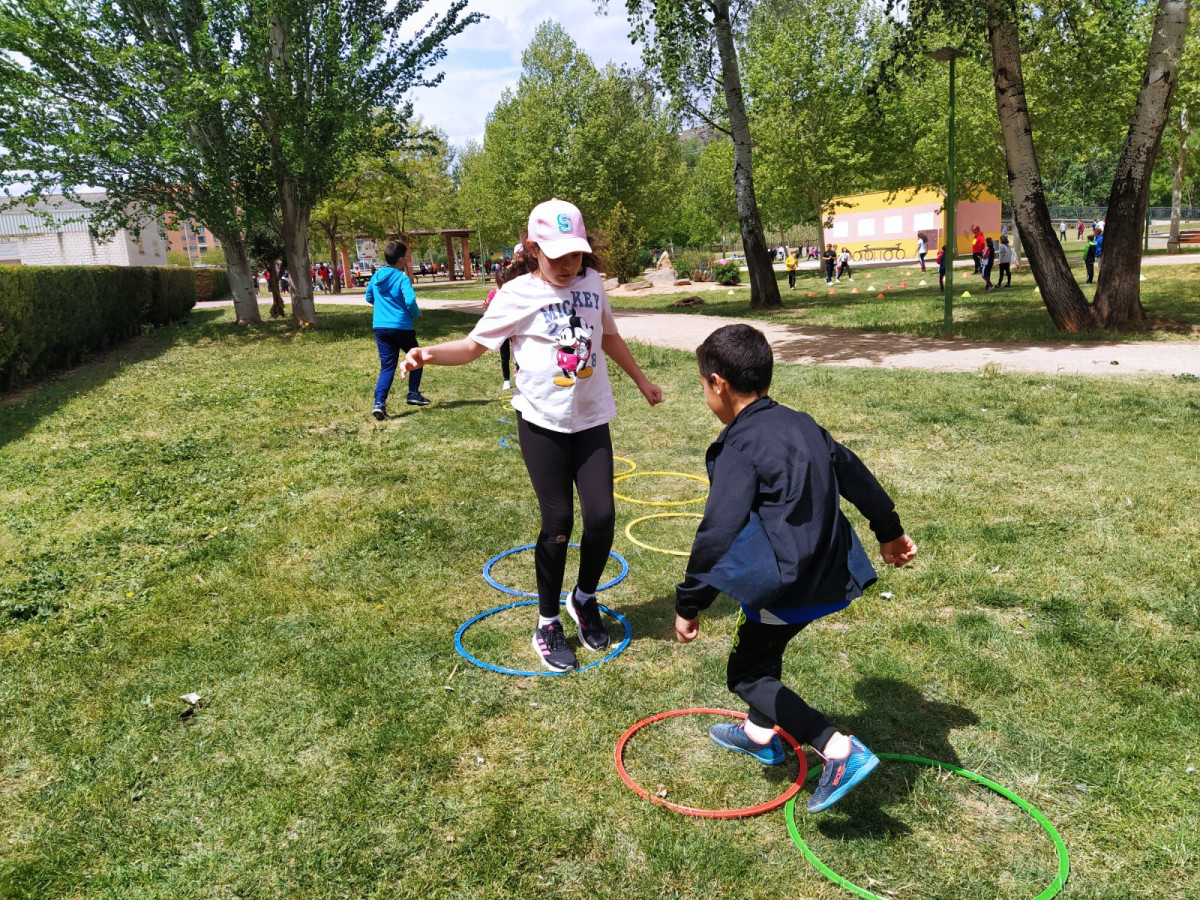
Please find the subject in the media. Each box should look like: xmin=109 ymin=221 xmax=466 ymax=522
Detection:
xmin=404 ymin=1 xmax=645 ymax=147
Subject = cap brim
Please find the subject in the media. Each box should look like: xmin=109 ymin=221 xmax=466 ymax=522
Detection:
xmin=536 ymin=236 xmax=592 ymax=259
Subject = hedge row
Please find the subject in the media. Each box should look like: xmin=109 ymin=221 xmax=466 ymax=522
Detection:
xmin=0 ymin=265 xmax=200 ymax=387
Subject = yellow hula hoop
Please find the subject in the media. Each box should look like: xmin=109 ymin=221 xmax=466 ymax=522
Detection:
xmin=613 ymin=471 xmax=710 ymax=507
xmin=613 ymin=456 xmax=637 ymax=475
xmin=625 ymin=513 xmax=703 ymax=557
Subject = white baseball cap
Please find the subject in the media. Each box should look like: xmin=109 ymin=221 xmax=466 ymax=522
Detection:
xmin=527 ymin=198 xmax=592 ymax=259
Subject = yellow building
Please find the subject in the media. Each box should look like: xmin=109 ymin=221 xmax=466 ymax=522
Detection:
xmin=822 ymin=187 xmax=1002 ymax=260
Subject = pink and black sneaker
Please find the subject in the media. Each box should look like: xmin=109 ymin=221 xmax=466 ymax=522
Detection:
xmin=532 ymin=621 xmax=577 ymax=672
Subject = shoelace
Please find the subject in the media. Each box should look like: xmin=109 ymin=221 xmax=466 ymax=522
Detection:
xmin=544 ymin=624 xmax=568 ymax=651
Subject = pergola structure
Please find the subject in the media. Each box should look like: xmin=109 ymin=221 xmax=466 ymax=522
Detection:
xmin=337 ymin=228 xmax=481 ymax=283
xmin=401 ymin=228 xmax=477 ymax=280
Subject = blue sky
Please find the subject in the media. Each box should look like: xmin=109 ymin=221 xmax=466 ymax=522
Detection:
xmin=404 ymin=1 xmax=645 ymax=147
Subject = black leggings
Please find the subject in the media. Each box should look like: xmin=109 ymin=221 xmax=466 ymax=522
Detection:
xmin=499 ymin=339 xmax=511 ymax=381
xmin=517 ymin=415 xmax=615 ymax=617
xmin=727 ymin=611 xmax=836 ymax=753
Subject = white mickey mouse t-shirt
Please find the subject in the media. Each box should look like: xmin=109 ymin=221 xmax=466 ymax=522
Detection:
xmin=469 ymin=269 xmax=618 ymax=434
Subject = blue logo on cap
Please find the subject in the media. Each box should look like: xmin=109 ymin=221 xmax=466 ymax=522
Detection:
xmin=557 ymin=214 xmax=571 ymax=233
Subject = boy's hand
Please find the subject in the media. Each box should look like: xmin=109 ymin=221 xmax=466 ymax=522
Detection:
xmin=399 ymin=347 xmax=432 ymax=378
xmin=880 ymin=534 xmax=918 ymax=567
xmin=639 ymin=380 xmax=663 ymax=407
xmin=675 ymin=614 xmax=699 ymax=643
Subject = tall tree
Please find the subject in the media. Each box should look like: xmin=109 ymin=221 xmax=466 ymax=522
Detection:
xmin=460 ymin=22 xmax=682 ymax=253
xmin=215 ymin=0 xmax=480 ymax=325
xmin=0 ymin=0 xmax=265 ymax=324
xmin=608 ymin=0 xmax=783 ymax=308
xmin=1093 ymin=0 xmax=1191 ymax=328
xmin=899 ymin=0 xmax=1190 ymax=331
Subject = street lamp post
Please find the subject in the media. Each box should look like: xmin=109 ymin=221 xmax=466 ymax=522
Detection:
xmin=926 ymin=46 xmax=967 ymax=339
xmin=476 ymin=208 xmax=485 ymax=283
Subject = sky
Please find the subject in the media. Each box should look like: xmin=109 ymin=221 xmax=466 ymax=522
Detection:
xmin=403 ymin=1 xmax=646 ymax=148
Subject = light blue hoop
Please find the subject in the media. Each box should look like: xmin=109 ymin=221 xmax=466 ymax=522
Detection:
xmin=454 ymin=598 xmax=631 ymax=676
xmin=499 ymin=416 xmax=515 ymax=424
xmin=499 ymin=434 xmax=519 ymax=448
xmin=482 ymin=543 xmax=629 ymax=597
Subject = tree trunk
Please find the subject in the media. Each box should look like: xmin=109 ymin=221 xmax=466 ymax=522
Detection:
xmin=278 ymin=181 xmax=317 ymax=325
xmin=1168 ymin=105 xmax=1188 ymax=254
xmin=267 ymin=259 xmax=286 ymax=319
xmin=712 ymin=0 xmax=781 ymax=309
xmin=988 ymin=0 xmax=1095 ymax=331
xmin=211 ymin=228 xmax=263 ymax=325
xmin=327 ymin=224 xmax=343 ymax=294
xmin=1094 ymin=0 xmax=1189 ymax=329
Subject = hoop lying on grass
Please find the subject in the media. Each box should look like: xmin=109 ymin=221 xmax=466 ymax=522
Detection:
xmin=612 ymin=471 xmax=709 ymax=507
xmin=783 ymin=754 xmax=1070 ymax=900
xmin=615 ymin=708 xmax=808 ymax=818
xmin=624 ymin=513 xmax=703 ymax=557
xmin=482 ymin=544 xmax=628 ymax=598
xmin=454 ymin=598 xmax=631 ymax=677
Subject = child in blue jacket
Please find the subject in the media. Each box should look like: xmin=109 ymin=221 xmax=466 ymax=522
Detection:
xmin=676 ymin=324 xmax=917 ymax=813
xmin=367 ymin=241 xmax=427 ymax=417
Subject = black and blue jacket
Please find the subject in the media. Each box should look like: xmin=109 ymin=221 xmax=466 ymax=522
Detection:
xmin=676 ymin=397 xmax=904 ymax=624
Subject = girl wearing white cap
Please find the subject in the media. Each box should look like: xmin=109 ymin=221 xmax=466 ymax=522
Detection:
xmin=400 ymin=199 xmax=662 ymax=671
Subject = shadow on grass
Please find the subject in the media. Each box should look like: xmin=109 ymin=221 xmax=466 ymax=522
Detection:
xmin=0 ymin=309 xmax=231 ymax=452
xmin=809 ymin=677 xmax=979 ymax=838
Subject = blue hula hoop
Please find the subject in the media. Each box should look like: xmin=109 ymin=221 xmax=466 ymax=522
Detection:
xmin=499 ymin=416 xmax=515 ymax=424
xmin=483 ymin=543 xmax=628 ymax=597
xmin=499 ymin=434 xmax=519 ymax=448
xmin=454 ymin=598 xmax=631 ymax=677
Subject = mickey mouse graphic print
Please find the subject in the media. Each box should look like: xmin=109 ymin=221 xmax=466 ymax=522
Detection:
xmin=467 ymin=267 xmax=618 ymax=433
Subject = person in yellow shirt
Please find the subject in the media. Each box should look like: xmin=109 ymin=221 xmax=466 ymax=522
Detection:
xmin=784 ymin=248 xmax=799 ymax=290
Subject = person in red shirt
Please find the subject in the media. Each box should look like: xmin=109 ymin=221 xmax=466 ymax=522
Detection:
xmin=970 ymin=226 xmax=985 ymax=274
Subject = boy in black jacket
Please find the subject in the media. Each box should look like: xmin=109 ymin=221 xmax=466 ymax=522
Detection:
xmin=676 ymin=324 xmax=918 ymax=813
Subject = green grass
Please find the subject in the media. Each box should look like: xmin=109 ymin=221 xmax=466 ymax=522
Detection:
xmin=606 ymin=262 xmax=1200 ymax=342
xmin=2 ymin=305 xmax=1199 ymax=898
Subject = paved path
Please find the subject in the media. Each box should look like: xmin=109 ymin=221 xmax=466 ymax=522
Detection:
xmin=197 ymin=295 xmax=1200 ymax=378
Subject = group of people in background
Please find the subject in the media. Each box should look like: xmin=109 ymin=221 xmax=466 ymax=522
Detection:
xmin=968 ymin=225 xmax=1014 ymax=292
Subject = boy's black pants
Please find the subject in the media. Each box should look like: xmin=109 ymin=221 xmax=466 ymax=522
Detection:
xmin=727 ymin=611 xmax=837 ymax=754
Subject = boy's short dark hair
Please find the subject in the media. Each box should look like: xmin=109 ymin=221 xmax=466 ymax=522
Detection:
xmin=384 ymin=240 xmax=407 ymax=265
xmin=696 ymin=324 xmax=773 ymax=395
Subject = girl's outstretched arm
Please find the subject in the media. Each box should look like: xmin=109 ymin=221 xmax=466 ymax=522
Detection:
xmin=400 ymin=338 xmax=488 ymax=377
xmin=601 ymin=331 xmax=662 ymax=406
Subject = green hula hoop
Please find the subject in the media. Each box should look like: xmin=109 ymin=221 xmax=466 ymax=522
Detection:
xmin=784 ymin=753 xmax=1069 ymax=900
xmin=624 ymin=513 xmax=703 ymax=557
xmin=613 ymin=471 xmax=709 ymax=507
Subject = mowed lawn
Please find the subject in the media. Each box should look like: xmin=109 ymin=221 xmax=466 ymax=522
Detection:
xmin=1 ymin=305 xmax=1198 ymax=899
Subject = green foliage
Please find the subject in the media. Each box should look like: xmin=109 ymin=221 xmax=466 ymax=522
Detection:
xmin=710 ymin=258 xmax=741 ymax=284
xmin=678 ymin=137 xmax=737 ymax=246
xmin=460 ymin=21 xmax=684 ymax=247
xmin=598 ymin=202 xmax=647 ymax=283
xmin=0 ymin=266 xmax=196 ymax=384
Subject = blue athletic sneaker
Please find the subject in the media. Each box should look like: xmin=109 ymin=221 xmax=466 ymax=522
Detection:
xmin=806 ymin=736 xmax=879 ymax=813
xmin=709 ymin=723 xmax=786 ymax=765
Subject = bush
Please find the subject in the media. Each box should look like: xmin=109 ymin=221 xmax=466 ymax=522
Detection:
xmin=193 ymin=267 xmax=230 ymax=302
xmin=598 ymin=203 xmax=648 ymax=284
xmin=711 ymin=259 xmax=741 ymax=285
xmin=0 ymin=264 xmax=196 ymax=387
xmin=674 ymin=250 xmax=712 ymax=282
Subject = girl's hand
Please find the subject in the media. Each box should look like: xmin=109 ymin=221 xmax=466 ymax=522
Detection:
xmin=399 ymin=347 xmax=432 ymax=378
xmin=640 ymin=380 xmax=663 ymax=406
xmin=675 ymin=614 xmax=699 ymax=643
xmin=880 ymin=534 xmax=918 ymax=567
